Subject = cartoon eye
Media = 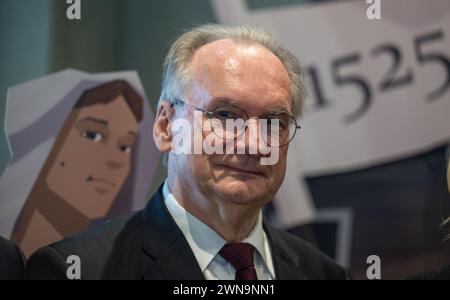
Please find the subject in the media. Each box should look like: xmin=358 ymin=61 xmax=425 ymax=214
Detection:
xmin=119 ymin=145 xmax=132 ymax=154
xmin=81 ymin=131 xmax=104 ymax=143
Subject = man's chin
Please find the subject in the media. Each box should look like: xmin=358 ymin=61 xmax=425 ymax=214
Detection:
xmin=212 ymin=180 xmax=268 ymax=204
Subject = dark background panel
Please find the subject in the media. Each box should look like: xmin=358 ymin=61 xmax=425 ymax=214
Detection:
xmin=306 ymin=146 xmax=450 ymax=279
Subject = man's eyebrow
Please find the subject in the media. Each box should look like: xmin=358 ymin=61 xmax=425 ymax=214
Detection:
xmin=78 ymin=117 xmax=109 ymax=126
xmin=268 ymin=108 xmax=292 ymax=115
xmin=127 ymin=131 xmax=137 ymax=137
xmin=211 ymin=97 xmax=292 ymax=115
xmin=210 ymin=97 xmax=241 ymax=107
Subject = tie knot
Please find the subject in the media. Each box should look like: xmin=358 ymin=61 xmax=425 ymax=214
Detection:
xmin=219 ymin=243 xmax=255 ymax=271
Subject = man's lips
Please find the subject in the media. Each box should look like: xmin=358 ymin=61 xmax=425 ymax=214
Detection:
xmin=216 ymin=164 xmax=266 ymax=177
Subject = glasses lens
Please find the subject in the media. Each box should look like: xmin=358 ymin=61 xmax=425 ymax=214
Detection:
xmin=208 ymin=107 xmax=299 ymax=147
xmin=260 ymin=114 xmax=298 ymax=147
xmin=210 ymin=106 xmax=247 ymax=140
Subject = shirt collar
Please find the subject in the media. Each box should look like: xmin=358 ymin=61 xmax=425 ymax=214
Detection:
xmin=162 ymin=180 xmax=271 ymax=274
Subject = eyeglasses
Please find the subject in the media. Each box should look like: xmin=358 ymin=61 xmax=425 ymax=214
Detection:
xmin=170 ymin=99 xmax=301 ymax=147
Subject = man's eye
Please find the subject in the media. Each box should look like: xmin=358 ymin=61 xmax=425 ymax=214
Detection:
xmin=215 ymin=110 xmax=237 ymax=119
xmin=81 ymin=131 xmax=104 ymax=143
xmin=267 ymin=117 xmax=288 ymax=130
xmin=119 ymin=145 xmax=132 ymax=154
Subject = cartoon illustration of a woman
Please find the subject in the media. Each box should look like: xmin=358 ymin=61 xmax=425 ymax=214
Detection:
xmin=0 ymin=70 xmax=159 ymax=257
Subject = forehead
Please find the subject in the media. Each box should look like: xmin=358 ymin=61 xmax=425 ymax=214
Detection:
xmin=75 ymin=95 xmax=139 ymax=131
xmin=188 ymin=39 xmax=292 ymax=112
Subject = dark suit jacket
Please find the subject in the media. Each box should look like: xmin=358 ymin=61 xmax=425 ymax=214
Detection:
xmin=0 ymin=236 xmax=26 ymax=280
xmin=407 ymin=266 xmax=450 ymax=280
xmin=24 ymin=186 xmax=350 ymax=280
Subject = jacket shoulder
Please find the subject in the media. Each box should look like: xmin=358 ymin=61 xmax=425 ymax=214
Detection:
xmin=52 ymin=212 xmax=138 ymax=256
xmin=25 ymin=212 xmax=141 ymax=280
xmin=0 ymin=237 xmax=25 ymax=280
xmin=268 ymin=226 xmax=351 ymax=280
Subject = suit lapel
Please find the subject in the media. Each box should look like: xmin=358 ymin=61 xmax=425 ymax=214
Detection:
xmin=138 ymin=186 xmax=308 ymax=280
xmin=264 ymin=221 xmax=309 ymax=280
xmin=139 ymin=186 xmax=204 ymax=280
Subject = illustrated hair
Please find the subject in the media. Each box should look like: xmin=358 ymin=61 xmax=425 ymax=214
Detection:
xmin=75 ymin=79 xmax=143 ymax=122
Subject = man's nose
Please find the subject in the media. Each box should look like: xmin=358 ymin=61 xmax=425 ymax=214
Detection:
xmin=234 ymin=119 xmax=271 ymax=157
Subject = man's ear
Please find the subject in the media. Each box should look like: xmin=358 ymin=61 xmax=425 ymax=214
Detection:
xmin=153 ymin=100 xmax=174 ymax=153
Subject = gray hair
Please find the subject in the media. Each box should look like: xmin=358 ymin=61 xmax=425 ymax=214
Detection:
xmin=159 ymin=24 xmax=306 ymax=116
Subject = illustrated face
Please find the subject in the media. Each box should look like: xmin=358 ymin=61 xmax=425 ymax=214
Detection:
xmin=46 ymin=95 xmax=139 ymax=218
xmin=171 ymin=39 xmax=292 ymax=207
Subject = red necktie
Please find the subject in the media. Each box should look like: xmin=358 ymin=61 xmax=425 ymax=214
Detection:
xmin=219 ymin=243 xmax=258 ymax=280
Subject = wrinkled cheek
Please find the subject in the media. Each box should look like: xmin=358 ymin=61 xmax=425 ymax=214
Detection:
xmin=271 ymin=160 xmax=287 ymax=189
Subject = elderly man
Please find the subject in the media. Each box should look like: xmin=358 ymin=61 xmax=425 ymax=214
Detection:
xmin=0 ymin=236 xmax=25 ymax=280
xmin=24 ymin=24 xmax=350 ymax=280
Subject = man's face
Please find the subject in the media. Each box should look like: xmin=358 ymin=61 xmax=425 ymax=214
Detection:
xmin=171 ymin=39 xmax=292 ymax=207
xmin=46 ymin=95 xmax=139 ymax=218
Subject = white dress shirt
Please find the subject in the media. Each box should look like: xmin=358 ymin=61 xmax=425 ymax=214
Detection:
xmin=162 ymin=180 xmax=276 ymax=280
